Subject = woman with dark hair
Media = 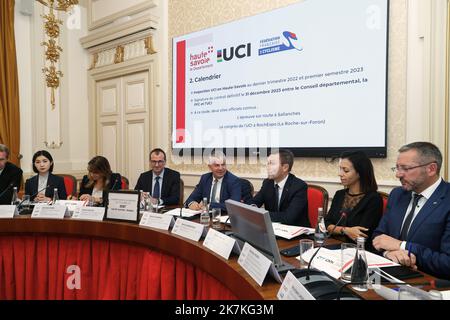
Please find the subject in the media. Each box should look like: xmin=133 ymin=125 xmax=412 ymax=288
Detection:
xmin=25 ymin=150 xmax=67 ymax=202
xmin=324 ymin=151 xmax=383 ymax=247
xmin=79 ymin=156 xmax=121 ymax=206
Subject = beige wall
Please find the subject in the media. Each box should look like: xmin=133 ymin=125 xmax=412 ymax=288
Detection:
xmin=168 ymin=0 xmax=412 ymax=196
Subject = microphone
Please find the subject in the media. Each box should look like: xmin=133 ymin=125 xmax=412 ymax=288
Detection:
xmin=110 ymin=176 xmax=121 ymax=190
xmin=0 ymin=183 xmax=15 ymax=200
xmin=17 ymin=184 xmax=51 ymax=211
xmin=306 ymin=210 xmax=348 ymax=280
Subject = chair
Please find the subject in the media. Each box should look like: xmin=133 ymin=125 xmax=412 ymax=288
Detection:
xmin=378 ymin=191 xmax=389 ymax=215
xmin=56 ymin=174 xmax=77 ymax=199
xmin=307 ymin=184 xmax=329 ymax=227
xmin=179 ymin=178 xmax=185 ymax=206
xmin=240 ymin=178 xmax=254 ymax=204
xmin=121 ymin=176 xmax=129 ymax=190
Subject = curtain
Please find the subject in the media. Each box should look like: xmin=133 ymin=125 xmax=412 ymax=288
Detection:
xmin=0 ymin=235 xmax=238 ymax=300
xmin=0 ymin=0 xmax=21 ymax=166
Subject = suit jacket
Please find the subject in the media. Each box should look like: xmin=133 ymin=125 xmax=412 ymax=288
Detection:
xmin=186 ymin=171 xmax=241 ymax=212
xmin=373 ymin=180 xmax=450 ymax=279
xmin=0 ymin=162 xmax=23 ymax=204
xmin=134 ymin=168 xmax=181 ymax=206
xmin=79 ymin=173 xmax=122 ymax=206
xmin=25 ymin=173 xmax=67 ymax=201
xmin=325 ymin=189 xmax=383 ymax=251
xmin=250 ymin=174 xmax=310 ymax=227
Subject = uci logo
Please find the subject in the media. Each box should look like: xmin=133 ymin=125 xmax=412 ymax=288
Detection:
xmin=217 ymin=43 xmax=251 ymax=62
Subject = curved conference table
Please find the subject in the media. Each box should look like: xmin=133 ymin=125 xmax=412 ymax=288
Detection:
xmin=0 ymin=215 xmax=437 ymax=300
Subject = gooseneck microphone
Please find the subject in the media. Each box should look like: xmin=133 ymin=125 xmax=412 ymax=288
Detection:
xmin=306 ymin=210 xmax=348 ymax=280
xmin=16 ymin=184 xmax=51 ymax=209
xmin=0 ymin=183 xmax=15 ymax=200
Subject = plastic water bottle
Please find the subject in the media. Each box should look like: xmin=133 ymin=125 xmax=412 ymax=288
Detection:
xmin=52 ymin=188 xmax=59 ymax=205
xmin=314 ymin=207 xmax=326 ymax=244
xmin=200 ymin=197 xmax=210 ymax=227
xmin=351 ymin=237 xmax=369 ymax=292
xmin=11 ymin=186 xmax=19 ymax=206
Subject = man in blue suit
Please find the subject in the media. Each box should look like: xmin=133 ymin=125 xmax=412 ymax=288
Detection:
xmin=373 ymin=142 xmax=450 ymax=279
xmin=186 ymin=151 xmax=241 ymax=212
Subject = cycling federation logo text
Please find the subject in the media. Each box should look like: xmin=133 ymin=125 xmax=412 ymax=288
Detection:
xmin=259 ymin=31 xmax=303 ymax=56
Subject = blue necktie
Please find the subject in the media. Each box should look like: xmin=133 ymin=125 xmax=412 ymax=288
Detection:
xmin=153 ymin=176 xmax=160 ymax=199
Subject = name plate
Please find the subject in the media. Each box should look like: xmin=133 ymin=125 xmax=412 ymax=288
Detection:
xmin=139 ymin=212 xmax=174 ymax=230
xmin=31 ymin=204 xmax=68 ymax=219
xmin=238 ymin=242 xmax=272 ymax=286
xmin=277 ymin=271 xmax=316 ymax=300
xmin=203 ymin=228 xmax=236 ymax=260
xmin=56 ymin=200 xmax=86 ymax=212
xmin=171 ymin=218 xmax=204 ymax=242
xmin=0 ymin=205 xmax=18 ymax=218
xmin=71 ymin=207 xmax=105 ymax=221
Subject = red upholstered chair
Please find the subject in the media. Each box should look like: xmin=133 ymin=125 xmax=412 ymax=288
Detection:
xmin=378 ymin=191 xmax=389 ymax=215
xmin=56 ymin=174 xmax=77 ymax=199
xmin=121 ymin=176 xmax=129 ymax=190
xmin=307 ymin=184 xmax=329 ymax=227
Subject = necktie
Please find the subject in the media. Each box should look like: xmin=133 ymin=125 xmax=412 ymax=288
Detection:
xmin=153 ymin=176 xmax=160 ymax=199
xmin=210 ymin=179 xmax=218 ymax=203
xmin=275 ymin=184 xmax=280 ymax=211
xmin=400 ymin=193 xmax=423 ymax=240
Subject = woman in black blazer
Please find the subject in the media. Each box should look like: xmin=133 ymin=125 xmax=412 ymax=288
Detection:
xmin=324 ymin=151 xmax=383 ymax=249
xmin=25 ymin=150 xmax=67 ymax=202
xmin=79 ymin=156 xmax=121 ymax=206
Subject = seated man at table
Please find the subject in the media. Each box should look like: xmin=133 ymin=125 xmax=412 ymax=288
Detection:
xmin=186 ymin=150 xmax=241 ymax=212
xmin=0 ymin=144 xmax=23 ymax=205
xmin=134 ymin=148 xmax=181 ymax=206
xmin=250 ymin=149 xmax=310 ymax=227
xmin=373 ymin=142 xmax=450 ymax=279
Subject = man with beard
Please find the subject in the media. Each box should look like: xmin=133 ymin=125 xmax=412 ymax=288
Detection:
xmin=373 ymin=142 xmax=450 ymax=279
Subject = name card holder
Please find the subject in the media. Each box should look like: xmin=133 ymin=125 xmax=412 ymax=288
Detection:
xmin=237 ymin=242 xmax=273 ymax=286
xmin=139 ymin=212 xmax=174 ymax=231
xmin=31 ymin=204 xmax=68 ymax=220
xmin=71 ymin=207 xmax=105 ymax=221
xmin=171 ymin=218 xmax=205 ymax=242
xmin=277 ymin=271 xmax=316 ymax=300
xmin=203 ymin=228 xmax=237 ymax=260
xmin=0 ymin=205 xmax=18 ymax=218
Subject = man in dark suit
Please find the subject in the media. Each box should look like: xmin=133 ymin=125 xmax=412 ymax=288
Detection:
xmin=134 ymin=148 xmax=181 ymax=206
xmin=250 ymin=149 xmax=309 ymax=227
xmin=0 ymin=144 xmax=23 ymax=205
xmin=373 ymin=142 xmax=450 ymax=279
xmin=186 ymin=151 xmax=241 ymax=212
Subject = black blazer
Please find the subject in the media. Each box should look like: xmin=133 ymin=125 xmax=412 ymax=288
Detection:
xmin=79 ymin=173 xmax=122 ymax=206
xmin=325 ymin=189 xmax=383 ymax=249
xmin=134 ymin=168 xmax=181 ymax=206
xmin=0 ymin=162 xmax=23 ymax=204
xmin=251 ymin=173 xmax=310 ymax=227
xmin=25 ymin=173 xmax=67 ymax=201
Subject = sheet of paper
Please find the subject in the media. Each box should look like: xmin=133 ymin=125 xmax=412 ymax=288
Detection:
xmin=139 ymin=212 xmax=174 ymax=230
xmin=238 ymin=242 xmax=272 ymax=286
xmin=272 ymin=223 xmax=315 ymax=239
xmin=171 ymin=218 xmax=204 ymax=242
xmin=203 ymin=228 xmax=236 ymax=260
xmin=277 ymin=271 xmax=316 ymax=300
xmin=164 ymin=208 xmax=201 ymax=218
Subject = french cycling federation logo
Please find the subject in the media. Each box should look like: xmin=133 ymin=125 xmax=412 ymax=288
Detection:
xmin=259 ymin=31 xmax=303 ymax=56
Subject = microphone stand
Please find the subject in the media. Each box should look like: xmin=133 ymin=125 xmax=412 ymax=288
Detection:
xmin=17 ymin=185 xmax=51 ymax=214
xmin=0 ymin=183 xmax=14 ymax=200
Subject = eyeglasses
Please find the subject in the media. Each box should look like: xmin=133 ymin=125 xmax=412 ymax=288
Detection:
xmin=150 ymin=160 xmax=165 ymax=165
xmin=391 ymin=162 xmax=436 ymax=174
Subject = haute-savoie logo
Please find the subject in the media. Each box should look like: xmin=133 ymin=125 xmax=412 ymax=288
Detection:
xmin=189 ymin=45 xmax=214 ymax=71
xmin=217 ymin=43 xmax=251 ymax=62
xmin=259 ymin=31 xmax=303 ymax=56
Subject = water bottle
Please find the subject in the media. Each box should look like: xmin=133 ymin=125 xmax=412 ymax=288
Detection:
xmin=314 ymin=207 xmax=326 ymax=244
xmin=52 ymin=188 xmax=59 ymax=205
xmin=351 ymin=237 xmax=369 ymax=292
xmin=11 ymin=186 xmax=19 ymax=206
xmin=200 ymin=197 xmax=210 ymax=227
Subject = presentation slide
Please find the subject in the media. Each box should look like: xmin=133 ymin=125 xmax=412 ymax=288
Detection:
xmin=173 ymin=0 xmax=388 ymax=157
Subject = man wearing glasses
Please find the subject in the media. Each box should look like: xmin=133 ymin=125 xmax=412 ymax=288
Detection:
xmin=373 ymin=142 xmax=450 ymax=279
xmin=0 ymin=144 xmax=23 ymax=205
xmin=134 ymin=148 xmax=181 ymax=206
